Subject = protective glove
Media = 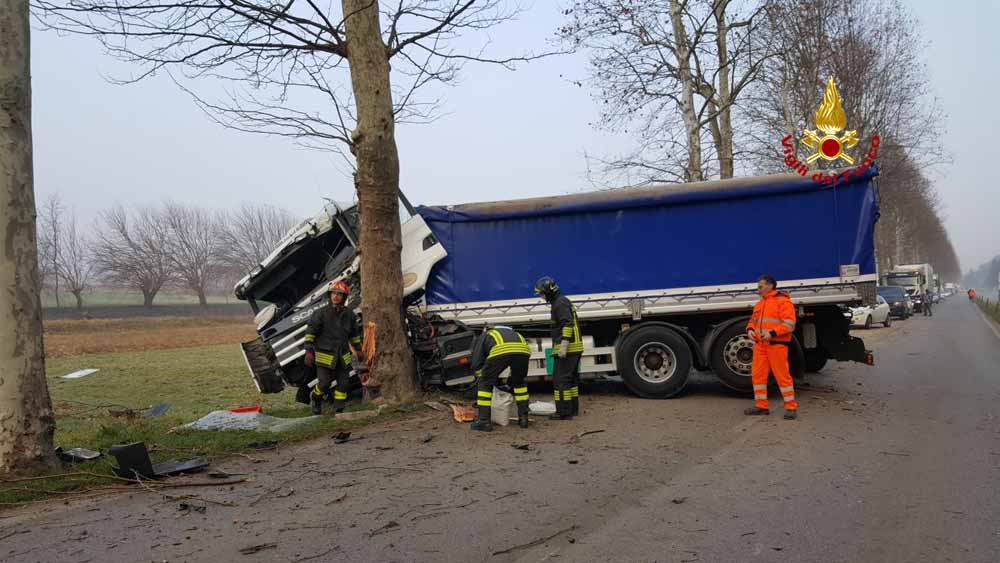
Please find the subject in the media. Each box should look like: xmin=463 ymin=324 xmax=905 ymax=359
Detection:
xmin=558 ymin=340 xmax=569 ymax=359
xmin=746 ymin=328 xmax=757 ymax=341
xmin=760 ymin=330 xmax=775 ymax=341
xmin=304 ymin=351 xmax=315 ymax=367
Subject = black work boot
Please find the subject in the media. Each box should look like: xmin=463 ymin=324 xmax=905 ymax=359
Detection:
xmin=783 ymin=410 xmax=798 ymax=420
xmin=311 ymin=394 xmax=323 ymax=416
xmin=517 ymin=402 xmax=530 ymax=428
xmin=744 ymin=406 xmax=770 ymax=416
xmin=470 ymin=406 xmax=493 ymax=432
xmin=549 ymin=397 xmax=574 ymax=420
xmin=571 ymin=396 xmax=580 ymax=417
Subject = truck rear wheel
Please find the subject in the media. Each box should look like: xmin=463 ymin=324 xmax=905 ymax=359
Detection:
xmin=710 ymin=323 xmax=754 ymax=392
xmin=804 ymin=349 xmax=828 ymax=373
xmin=616 ymin=325 xmax=692 ymax=398
xmin=710 ymin=324 xmax=806 ymax=391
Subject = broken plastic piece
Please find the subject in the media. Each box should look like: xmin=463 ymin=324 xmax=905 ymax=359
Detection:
xmin=60 ymin=368 xmax=98 ymax=380
xmin=528 ymin=402 xmax=556 ymax=415
xmin=55 ymin=447 xmax=102 ymax=464
xmin=108 ymin=442 xmax=208 ymax=479
xmin=183 ymin=410 xmax=320 ymax=432
xmin=143 ymin=403 xmax=171 ymax=418
xmin=230 ymin=406 xmax=262 ymax=414
xmin=450 ymin=404 xmax=475 ymax=423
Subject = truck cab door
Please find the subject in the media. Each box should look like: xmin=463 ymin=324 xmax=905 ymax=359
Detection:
xmin=399 ymin=193 xmax=447 ymax=298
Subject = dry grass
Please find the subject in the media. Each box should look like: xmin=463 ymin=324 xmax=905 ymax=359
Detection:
xmin=43 ymin=316 xmax=258 ymax=357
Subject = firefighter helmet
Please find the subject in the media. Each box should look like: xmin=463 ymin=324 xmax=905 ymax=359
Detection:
xmin=329 ymin=280 xmax=350 ymax=296
xmin=534 ymin=276 xmax=558 ymax=299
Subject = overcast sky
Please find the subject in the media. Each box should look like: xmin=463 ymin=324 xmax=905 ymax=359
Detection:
xmin=29 ymin=1 xmax=999 ymax=272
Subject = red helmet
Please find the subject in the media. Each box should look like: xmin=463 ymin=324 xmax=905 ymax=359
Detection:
xmin=329 ymin=280 xmax=350 ymax=296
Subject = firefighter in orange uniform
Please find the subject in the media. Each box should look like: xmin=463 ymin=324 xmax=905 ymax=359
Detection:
xmin=744 ymin=275 xmax=799 ymax=420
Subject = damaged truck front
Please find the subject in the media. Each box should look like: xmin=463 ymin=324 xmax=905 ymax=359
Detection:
xmin=235 ymin=196 xmax=476 ymax=400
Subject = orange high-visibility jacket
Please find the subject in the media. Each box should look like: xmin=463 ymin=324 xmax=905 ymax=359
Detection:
xmin=969 ymin=289 xmax=977 ymax=298
xmin=747 ymin=290 xmax=796 ymax=343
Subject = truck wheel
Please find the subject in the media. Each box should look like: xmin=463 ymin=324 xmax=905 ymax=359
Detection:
xmin=883 ymin=316 xmax=891 ymax=328
xmin=710 ymin=323 xmax=755 ymax=392
xmin=616 ymin=325 xmax=692 ymax=398
xmin=864 ymin=315 xmax=872 ymax=329
xmin=804 ymin=349 xmax=828 ymax=373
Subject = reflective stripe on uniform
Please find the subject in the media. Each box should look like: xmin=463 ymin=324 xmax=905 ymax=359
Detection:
xmin=514 ymin=386 xmax=528 ymax=401
xmin=753 ymin=384 xmax=767 ymax=392
xmin=334 ymin=390 xmax=348 ymax=400
xmin=561 ymin=327 xmax=574 ymax=338
xmin=781 ymin=320 xmax=795 ymax=329
xmin=342 ymin=353 xmax=352 ymax=365
xmin=312 ymin=386 xmax=324 ymax=397
xmin=478 ymin=389 xmax=493 ymax=407
xmin=350 ymin=336 xmax=362 ymax=345
xmin=304 ymin=334 xmax=315 ymax=343
xmin=315 ymin=352 xmax=335 ymax=366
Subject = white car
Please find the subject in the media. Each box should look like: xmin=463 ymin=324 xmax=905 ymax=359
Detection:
xmin=850 ymin=295 xmax=892 ymax=329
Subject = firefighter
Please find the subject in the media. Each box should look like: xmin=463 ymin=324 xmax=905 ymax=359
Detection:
xmin=744 ymin=274 xmax=799 ymax=420
xmin=303 ymin=280 xmax=362 ymax=415
xmin=469 ymin=325 xmax=532 ymax=432
xmin=534 ymin=276 xmax=584 ymax=420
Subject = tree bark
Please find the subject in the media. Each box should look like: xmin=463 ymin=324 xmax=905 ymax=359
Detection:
xmin=197 ymin=287 xmax=207 ymax=307
xmin=342 ymin=0 xmax=417 ymax=402
xmin=72 ymin=290 xmax=83 ymax=310
xmin=0 ymin=0 xmax=58 ymax=476
xmin=142 ymin=288 xmax=155 ymax=308
xmin=713 ymin=0 xmax=735 ymax=179
xmin=669 ymin=0 xmax=703 ymax=182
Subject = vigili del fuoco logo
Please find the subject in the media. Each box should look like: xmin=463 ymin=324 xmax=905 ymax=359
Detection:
xmin=780 ymin=76 xmax=879 ymax=185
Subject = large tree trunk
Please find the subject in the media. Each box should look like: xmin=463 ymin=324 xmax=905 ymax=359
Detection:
xmin=713 ymin=1 xmax=735 ymax=180
xmin=0 ymin=0 xmax=58 ymax=476
xmin=196 ymin=287 xmax=207 ymax=307
xmin=73 ymin=290 xmax=83 ymax=310
xmin=142 ymin=287 xmax=155 ymax=308
xmin=342 ymin=0 xmax=417 ymax=402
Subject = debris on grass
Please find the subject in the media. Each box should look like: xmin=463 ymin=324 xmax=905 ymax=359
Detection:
xmin=247 ymin=440 xmax=279 ymax=450
xmin=108 ymin=442 xmax=208 ymax=479
xmin=333 ymin=432 xmax=352 ymax=444
xmin=421 ymin=433 xmax=434 ymax=444
xmin=183 ymin=410 xmax=321 ymax=432
xmin=143 ymin=403 xmax=171 ymax=418
xmin=59 ymin=368 xmax=99 ymax=380
xmin=55 ymin=447 xmax=102 ymax=464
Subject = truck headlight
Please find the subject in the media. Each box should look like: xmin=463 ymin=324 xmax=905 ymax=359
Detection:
xmin=255 ymin=304 xmax=277 ymax=330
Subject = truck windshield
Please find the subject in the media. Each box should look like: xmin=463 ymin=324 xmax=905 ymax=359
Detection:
xmin=878 ymin=287 xmax=905 ymax=299
xmin=887 ymin=275 xmax=920 ymax=286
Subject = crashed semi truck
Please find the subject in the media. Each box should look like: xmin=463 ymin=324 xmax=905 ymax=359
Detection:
xmin=235 ymin=167 xmax=879 ymax=399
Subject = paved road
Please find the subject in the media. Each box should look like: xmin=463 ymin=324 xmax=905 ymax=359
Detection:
xmin=3 ymin=298 xmax=998 ymax=562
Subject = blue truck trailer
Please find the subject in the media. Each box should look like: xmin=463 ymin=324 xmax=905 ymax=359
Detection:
xmin=236 ymin=167 xmax=878 ymax=399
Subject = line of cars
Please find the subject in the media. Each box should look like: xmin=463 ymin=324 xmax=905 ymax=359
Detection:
xmin=844 ymin=285 xmax=945 ymax=329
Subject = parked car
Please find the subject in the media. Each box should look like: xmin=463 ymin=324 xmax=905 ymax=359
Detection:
xmin=850 ymin=295 xmax=892 ymax=328
xmin=877 ymin=285 xmax=913 ymax=319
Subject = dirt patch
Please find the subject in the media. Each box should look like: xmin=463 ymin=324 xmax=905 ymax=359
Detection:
xmin=44 ymin=316 xmax=258 ymax=357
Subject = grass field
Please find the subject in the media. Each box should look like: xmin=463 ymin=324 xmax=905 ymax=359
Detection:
xmin=975 ymin=297 xmax=1000 ymax=324
xmin=0 ymin=315 xmax=408 ymax=507
xmin=42 ymin=289 xmax=238 ymax=308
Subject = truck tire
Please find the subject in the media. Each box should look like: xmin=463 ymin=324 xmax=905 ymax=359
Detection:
xmin=710 ymin=324 xmax=807 ymax=391
xmin=616 ymin=325 xmax=692 ymax=398
xmin=710 ymin=322 xmax=755 ymax=392
xmin=864 ymin=315 xmax=872 ymax=329
xmin=804 ymin=349 xmax=828 ymax=373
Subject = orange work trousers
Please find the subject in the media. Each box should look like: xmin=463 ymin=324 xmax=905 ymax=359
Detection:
xmin=751 ymin=342 xmax=798 ymax=411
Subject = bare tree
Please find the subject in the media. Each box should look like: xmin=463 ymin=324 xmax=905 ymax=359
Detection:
xmin=56 ymin=212 xmax=95 ymax=309
xmin=163 ymin=202 xmax=220 ymax=307
xmin=216 ymin=204 xmax=299 ymax=273
xmin=93 ymin=206 xmax=173 ymax=308
xmin=36 ymin=0 xmax=547 ymax=402
xmin=561 ymin=0 xmax=769 ymax=183
xmin=37 ymin=193 xmax=63 ymax=306
xmin=0 ymin=0 xmax=59 ymax=476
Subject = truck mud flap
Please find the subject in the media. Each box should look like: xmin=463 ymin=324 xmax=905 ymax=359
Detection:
xmin=826 ymin=334 xmax=874 ymax=366
xmin=240 ymin=338 xmax=285 ymax=393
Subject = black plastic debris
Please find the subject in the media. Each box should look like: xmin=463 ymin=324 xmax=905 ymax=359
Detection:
xmin=178 ymin=502 xmax=206 ymax=513
xmin=108 ymin=442 xmax=208 ymax=479
xmin=55 ymin=447 xmax=102 ymax=464
xmin=511 ymin=443 xmax=531 ymax=451
xmin=246 ymin=440 xmax=279 ymax=450
xmin=333 ymin=432 xmax=352 ymax=444
xmin=143 ymin=403 xmax=171 ymax=418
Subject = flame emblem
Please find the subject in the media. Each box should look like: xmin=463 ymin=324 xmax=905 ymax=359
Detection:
xmin=801 ymin=77 xmax=859 ymax=164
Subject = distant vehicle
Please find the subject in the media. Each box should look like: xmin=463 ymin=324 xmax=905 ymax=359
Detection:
xmin=850 ymin=296 xmax=892 ymax=329
xmin=877 ymin=286 xmax=913 ymax=319
xmin=886 ymin=263 xmax=933 ymax=312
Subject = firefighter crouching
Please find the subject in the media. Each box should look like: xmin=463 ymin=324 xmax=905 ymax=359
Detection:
xmin=535 ymin=276 xmax=584 ymax=420
xmin=470 ymin=326 xmax=532 ymax=432
xmin=303 ymin=281 xmax=362 ymax=415
xmin=744 ymin=274 xmax=798 ymax=420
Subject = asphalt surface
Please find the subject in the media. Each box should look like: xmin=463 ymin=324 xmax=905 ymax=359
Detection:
xmin=2 ymin=298 xmax=998 ymax=562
